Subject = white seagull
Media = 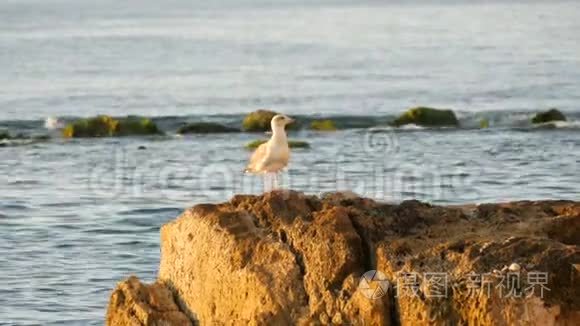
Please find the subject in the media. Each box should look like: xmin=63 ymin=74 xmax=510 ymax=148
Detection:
xmin=245 ymin=114 xmax=294 ymax=191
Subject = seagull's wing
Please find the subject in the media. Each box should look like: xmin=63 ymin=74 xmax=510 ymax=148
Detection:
xmin=245 ymin=142 xmax=269 ymax=174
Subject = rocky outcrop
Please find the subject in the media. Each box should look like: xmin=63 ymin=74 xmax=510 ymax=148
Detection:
xmin=106 ymin=192 xmax=580 ymax=325
xmin=62 ymin=115 xmax=162 ymax=138
xmin=310 ymin=119 xmax=338 ymax=131
xmin=177 ymin=122 xmax=239 ymax=134
xmin=393 ymin=107 xmax=459 ymax=127
xmin=116 ymin=117 xmax=162 ymax=137
xmin=532 ymin=108 xmax=567 ymax=124
xmin=242 ymin=110 xmax=280 ymax=132
xmin=375 ymin=200 xmax=580 ymax=325
xmin=106 ymin=276 xmax=192 ymax=325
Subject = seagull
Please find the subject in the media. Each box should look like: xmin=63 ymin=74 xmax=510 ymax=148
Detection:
xmin=245 ymin=114 xmax=294 ymax=191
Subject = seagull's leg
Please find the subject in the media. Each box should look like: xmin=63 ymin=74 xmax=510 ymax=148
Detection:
xmin=263 ymin=173 xmax=268 ymax=193
xmin=273 ymin=172 xmax=279 ymax=190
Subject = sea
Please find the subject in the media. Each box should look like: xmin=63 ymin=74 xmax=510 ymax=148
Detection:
xmin=0 ymin=0 xmax=579 ymax=324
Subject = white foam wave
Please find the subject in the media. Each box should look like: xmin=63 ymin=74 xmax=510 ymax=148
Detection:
xmin=533 ymin=120 xmax=580 ymax=129
xmin=44 ymin=117 xmax=64 ymax=130
xmin=399 ymin=124 xmax=425 ymax=130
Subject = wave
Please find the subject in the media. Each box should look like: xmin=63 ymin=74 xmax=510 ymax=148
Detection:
xmin=44 ymin=117 xmax=64 ymax=130
xmin=531 ymin=120 xmax=580 ymax=129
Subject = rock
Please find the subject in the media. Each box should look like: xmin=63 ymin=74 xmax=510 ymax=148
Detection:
xmin=245 ymin=139 xmax=310 ymax=149
xmin=543 ymin=214 xmax=580 ymax=246
xmin=177 ymin=122 xmax=239 ymax=134
xmin=116 ymin=117 xmax=162 ymax=136
xmin=310 ymin=119 xmax=338 ymax=131
xmin=107 ymin=194 xmax=580 ymax=325
xmin=376 ymin=200 xmax=580 ymax=326
xmin=532 ymin=108 xmax=567 ymax=124
xmin=106 ymin=276 xmax=192 ymax=326
xmin=0 ymin=131 xmax=10 ymax=140
xmin=480 ymin=118 xmax=490 ymax=129
xmin=62 ymin=115 xmax=162 ymax=138
xmin=62 ymin=115 xmax=118 ymax=138
xmin=393 ymin=107 xmax=459 ymax=127
xmin=242 ymin=110 xmax=279 ymax=132
xmin=156 ymin=191 xmax=390 ymax=325
xmin=245 ymin=139 xmax=266 ymax=149
xmin=32 ymin=135 xmax=51 ymax=141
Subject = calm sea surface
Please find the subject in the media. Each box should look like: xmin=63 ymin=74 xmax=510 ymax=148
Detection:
xmin=1 ymin=0 xmax=579 ymax=324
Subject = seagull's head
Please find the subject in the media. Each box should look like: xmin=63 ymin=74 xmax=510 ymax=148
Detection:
xmin=271 ymin=114 xmax=295 ymax=129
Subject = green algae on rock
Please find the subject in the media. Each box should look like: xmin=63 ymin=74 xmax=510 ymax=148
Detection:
xmin=480 ymin=118 xmax=490 ymax=129
xmin=177 ymin=122 xmax=239 ymax=134
xmin=62 ymin=115 xmax=118 ymax=138
xmin=242 ymin=110 xmax=279 ymax=132
xmin=62 ymin=115 xmax=162 ymax=138
xmin=310 ymin=119 xmax=338 ymax=131
xmin=116 ymin=117 xmax=161 ymax=136
xmin=242 ymin=110 xmax=300 ymax=131
xmin=531 ymin=108 xmax=567 ymax=124
xmin=393 ymin=107 xmax=459 ymax=127
xmin=245 ymin=139 xmax=310 ymax=149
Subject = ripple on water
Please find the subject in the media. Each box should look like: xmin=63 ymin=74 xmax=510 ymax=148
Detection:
xmin=8 ymin=180 xmax=41 ymax=186
xmin=0 ymin=203 xmax=29 ymax=210
xmin=41 ymin=202 xmax=86 ymax=208
xmin=117 ymin=207 xmax=182 ymax=216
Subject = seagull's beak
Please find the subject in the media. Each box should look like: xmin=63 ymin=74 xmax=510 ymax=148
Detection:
xmin=287 ymin=118 xmax=295 ymax=124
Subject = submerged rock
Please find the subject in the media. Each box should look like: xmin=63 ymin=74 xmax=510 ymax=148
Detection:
xmin=62 ymin=115 xmax=118 ymax=138
xmin=393 ymin=107 xmax=459 ymax=127
xmin=310 ymin=119 xmax=338 ymax=131
xmin=107 ymin=193 xmax=580 ymax=325
xmin=62 ymin=115 xmax=161 ymax=138
xmin=177 ymin=122 xmax=239 ymax=134
xmin=116 ymin=117 xmax=161 ymax=136
xmin=532 ymin=108 xmax=567 ymax=124
xmin=480 ymin=118 xmax=490 ymax=129
xmin=32 ymin=135 xmax=51 ymax=141
xmin=0 ymin=132 xmax=50 ymax=146
xmin=245 ymin=139 xmax=310 ymax=149
xmin=242 ymin=110 xmax=279 ymax=132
